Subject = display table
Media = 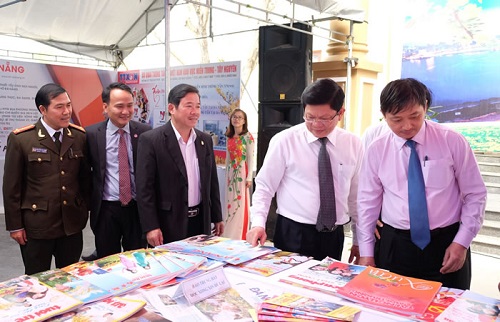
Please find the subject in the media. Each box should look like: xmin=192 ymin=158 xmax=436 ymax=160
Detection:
xmin=134 ymin=260 xmax=418 ymax=322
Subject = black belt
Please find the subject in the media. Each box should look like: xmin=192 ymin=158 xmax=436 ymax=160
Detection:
xmin=318 ymin=225 xmax=338 ymax=233
xmin=278 ymin=214 xmax=344 ymax=233
xmin=384 ymin=221 xmax=459 ymax=237
xmin=188 ymin=204 xmax=201 ymax=217
xmin=102 ymin=199 xmax=136 ymax=208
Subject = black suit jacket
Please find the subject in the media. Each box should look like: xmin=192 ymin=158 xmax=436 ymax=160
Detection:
xmin=136 ymin=121 xmax=222 ymax=243
xmin=85 ymin=120 xmax=152 ymax=231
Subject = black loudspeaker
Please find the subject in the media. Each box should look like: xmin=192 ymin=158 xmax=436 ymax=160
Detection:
xmin=257 ymin=102 xmax=303 ymax=169
xmin=259 ymin=22 xmax=312 ymax=103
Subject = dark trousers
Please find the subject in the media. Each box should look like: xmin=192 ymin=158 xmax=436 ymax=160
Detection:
xmin=273 ymin=214 xmax=344 ymax=261
xmin=375 ymin=222 xmax=471 ymax=290
xmin=20 ymin=231 xmax=83 ymax=275
xmin=95 ymin=200 xmax=145 ymax=258
xmin=187 ymin=204 xmax=204 ymax=238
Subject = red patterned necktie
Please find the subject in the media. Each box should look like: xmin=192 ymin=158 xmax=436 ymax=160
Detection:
xmin=118 ymin=128 xmax=132 ymax=205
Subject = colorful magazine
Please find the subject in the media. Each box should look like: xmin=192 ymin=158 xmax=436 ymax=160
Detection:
xmin=194 ymin=287 xmax=254 ymax=321
xmin=258 ymin=308 xmax=339 ymax=321
xmin=93 ymin=249 xmax=176 ymax=286
xmin=435 ymin=290 xmax=500 ymax=322
xmin=32 ymin=268 xmax=112 ymax=304
xmin=336 ymin=266 xmax=442 ymax=316
xmin=233 ymin=251 xmax=312 ymax=277
xmin=62 ymin=260 xmax=139 ymax=296
xmin=278 ymin=257 xmax=366 ymax=295
xmin=0 ymin=275 xmax=82 ymax=322
xmin=411 ymin=287 xmax=464 ymax=321
xmin=46 ymin=296 xmax=146 ymax=322
xmin=260 ymin=292 xmax=360 ymax=321
xmin=157 ymin=234 xmax=279 ymax=265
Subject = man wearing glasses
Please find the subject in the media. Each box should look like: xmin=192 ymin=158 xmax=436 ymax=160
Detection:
xmin=247 ymin=78 xmax=362 ymax=262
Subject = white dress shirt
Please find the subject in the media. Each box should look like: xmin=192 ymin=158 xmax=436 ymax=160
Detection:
xmin=40 ymin=117 xmax=63 ymax=142
xmin=171 ymin=123 xmax=201 ymax=207
xmin=250 ymin=122 xmax=363 ymax=244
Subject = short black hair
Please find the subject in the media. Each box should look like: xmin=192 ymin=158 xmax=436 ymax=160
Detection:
xmin=380 ymin=78 xmax=433 ymax=115
xmin=301 ymin=78 xmax=345 ymax=111
xmin=102 ymin=82 xmax=133 ymax=104
xmin=168 ymin=83 xmax=200 ymax=107
xmin=35 ymin=83 xmax=68 ymax=113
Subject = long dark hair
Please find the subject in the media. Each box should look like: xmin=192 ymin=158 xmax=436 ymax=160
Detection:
xmin=225 ymin=108 xmax=249 ymax=138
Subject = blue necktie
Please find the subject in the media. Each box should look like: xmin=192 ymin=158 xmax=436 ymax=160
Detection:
xmin=407 ymin=140 xmax=430 ymax=249
xmin=316 ymin=137 xmax=336 ymax=232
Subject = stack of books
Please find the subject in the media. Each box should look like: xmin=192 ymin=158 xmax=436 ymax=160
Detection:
xmin=278 ymin=257 xmax=366 ymax=295
xmin=257 ymin=292 xmax=360 ymax=321
xmin=157 ymin=234 xmax=279 ymax=265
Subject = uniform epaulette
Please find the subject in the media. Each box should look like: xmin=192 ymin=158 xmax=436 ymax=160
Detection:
xmin=13 ymin=124 xmax=35 ymax=135
xmin=69 ymin=123 xmax=86 ymax=133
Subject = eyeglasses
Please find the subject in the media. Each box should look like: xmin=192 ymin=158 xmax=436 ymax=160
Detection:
xmin=303 ymin=112 xmax=339 ymax=125
xmin=231 ymin=116 xmax=244 ymax=120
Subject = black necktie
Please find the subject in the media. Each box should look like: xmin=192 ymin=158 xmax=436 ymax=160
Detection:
xmin=406 ymin=140 xmax=430 ymax=249
xmin=316 ymin=137 xmax=337 ymax=232
xmin=53 ymin=132 xmax=61 ymax=152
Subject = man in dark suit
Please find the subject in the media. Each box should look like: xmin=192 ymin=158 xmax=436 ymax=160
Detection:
xmin=3 ymin=83 xmax=91 ymax=275
xmin=85 ymin=82 xmax=151 ymax=259
xmin=136 ymin=83 xmax=224 ymax=246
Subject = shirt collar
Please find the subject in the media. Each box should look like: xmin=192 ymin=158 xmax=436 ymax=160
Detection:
xmin=40 ymin=117 xmax=62 ymax=138
xmin=107 ymin=120 xmax=131 ymax=135
xmin=171 ymin=121 xmax=197 ymax=144
xmin=393 ymin=120 xmax=427 ymax=150
xmin=303 ymin=123 xmax=338 ymax=146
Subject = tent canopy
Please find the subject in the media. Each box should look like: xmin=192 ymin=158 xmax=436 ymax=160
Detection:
xmin=0 ymin=0 xmax=166 ymax=68
xmin=0 ymin=0 xmax=364 ymax=68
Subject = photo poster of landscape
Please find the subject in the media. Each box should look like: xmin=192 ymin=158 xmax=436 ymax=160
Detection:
xmin=401 ymin=0 xmax=500 ymax=152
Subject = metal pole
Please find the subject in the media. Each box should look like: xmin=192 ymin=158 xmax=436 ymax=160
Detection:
xmin=165 ymin=0 xmax=171 ymax=93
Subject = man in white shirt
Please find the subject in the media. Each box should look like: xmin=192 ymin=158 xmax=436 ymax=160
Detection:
xmin=247 ymin=78 xmax=362 ymax=261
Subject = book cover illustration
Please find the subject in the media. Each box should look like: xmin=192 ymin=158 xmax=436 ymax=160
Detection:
xmin=336 ymin=266 xmax=442 ymax=316
xmin=46 ymin=296 xmax=147 ymax=322
xmin=278 ymin=257 xmax=366 ymax=295
xmin=229 ymin=273 xmax=285 ymax=308
xmin=62 ymin=260 xmax=139 ymax=296
xmin=194 ymin=287 xmax=254 ymax=321
xmin=410 ymin=287 xmax=464 ymax=321
xmin=0 ymin=275 xmax=82 ymax=322
xmin=233 ymin=251 xmax=311 ymax=277
xmin=260 ymin=292 xmax=360 ymax=321
xmin=31 ymin=268 xmax=112 ymax=304
xmin=435 ymin=290 xmax=500 ymax=322
xmin=157 ymin=234 xmax=279 ymax=265
xmin=94 ymin=249 xmax=175 ymax=287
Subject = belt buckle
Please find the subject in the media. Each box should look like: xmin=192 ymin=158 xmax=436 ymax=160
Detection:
xmin=187 ymin=208 xmax=199 ymax=217
xmin=320 ymin=225 xmax=337 ymax=233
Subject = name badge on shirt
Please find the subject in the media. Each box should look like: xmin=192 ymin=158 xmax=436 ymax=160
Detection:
xmin=32 ymin=147 xmax=48 ymax=153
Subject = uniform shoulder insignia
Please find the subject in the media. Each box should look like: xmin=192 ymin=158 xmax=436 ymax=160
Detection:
xmin=13 ymin=124 xmax=35 ymax=134
xmin=69 ymin=123 xmax=86 ymax=133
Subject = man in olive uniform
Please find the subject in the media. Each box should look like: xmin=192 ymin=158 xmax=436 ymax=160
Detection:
xmin=3 ymin=83 xmax=91 ymax=275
